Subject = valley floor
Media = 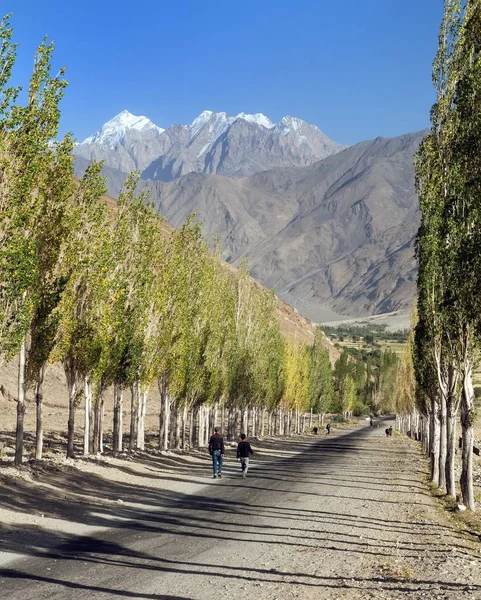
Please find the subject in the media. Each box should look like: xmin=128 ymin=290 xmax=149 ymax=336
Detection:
xmin=0 ymin=424 xmax=480 ymax=599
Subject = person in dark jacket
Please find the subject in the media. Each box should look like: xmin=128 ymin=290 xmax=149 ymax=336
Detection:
xmin=237 ymin=433 xmax=254 ymax=478
xmin=208 ymin=426 xmax=225 ymax=479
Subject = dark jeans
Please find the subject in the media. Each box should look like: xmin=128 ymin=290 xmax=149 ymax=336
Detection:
xmin=212 ymin=450 xmax=223 ymax=476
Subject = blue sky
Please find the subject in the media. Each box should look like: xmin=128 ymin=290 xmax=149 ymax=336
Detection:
xmin=7 ymin=0 xmax=441 ymax=145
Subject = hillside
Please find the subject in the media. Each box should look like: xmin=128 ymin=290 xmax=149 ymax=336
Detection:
xmin=76 ymin=131 xmax=424 ymax=321
xmin=0 ymin=191 xmax=337 ymax=437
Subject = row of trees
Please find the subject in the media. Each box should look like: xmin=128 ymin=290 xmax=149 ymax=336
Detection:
xmin=332 ymin=343 xmax=399 ymax=418
xmin=395 ymin=0 xmax=481 ymax=510
xmin=0 ymin=16 xmax=337 ymax=463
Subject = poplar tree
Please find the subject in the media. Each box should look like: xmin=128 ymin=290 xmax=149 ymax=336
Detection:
xmin=26 ymin=135 xmax=76 ymax=459
xmin=308 ymin=327 xmax=334 ymax=424
xmin=51 ymin=163 xmax=107 ymax=457
xmin=0 ymin=32 xmax=67 ymax=464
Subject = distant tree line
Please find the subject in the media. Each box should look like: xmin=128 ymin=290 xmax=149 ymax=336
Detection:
xmin=323 ymin=324 xmax=408 ymax=343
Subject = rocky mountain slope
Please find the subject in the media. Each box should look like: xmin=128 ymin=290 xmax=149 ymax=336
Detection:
xmin=76 ymin=130 xmax=424 ymax=321
xmin=74 ymin=109 xmax=345 ymax=180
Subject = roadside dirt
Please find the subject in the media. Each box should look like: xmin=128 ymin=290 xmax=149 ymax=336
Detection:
xmin=1 ymin=424 xmax=480 ymax=599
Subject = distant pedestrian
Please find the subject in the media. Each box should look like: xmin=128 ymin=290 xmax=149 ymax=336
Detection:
xmin=237 ymin=433 xmax=254 ymax=478
xmin=313 ymin=427 xmax=318 ymax=434
xmin=388 ymin=426 xmax=393 ymax=436
xmin=370 ymin=417 xmax=373 ymax=428
xmin=208 ymin=426 xmax=225 ymax=479
xmin=326 ymin=423 xmax=331 ymax=435
xmin=385 ymin=428 xmax=390 ymax=437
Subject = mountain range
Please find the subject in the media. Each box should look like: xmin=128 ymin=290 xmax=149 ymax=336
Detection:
xmin=74 ymin=110 xmax=345 ymax=180
xmin=74 ymin=110 xmax=424 ymax=322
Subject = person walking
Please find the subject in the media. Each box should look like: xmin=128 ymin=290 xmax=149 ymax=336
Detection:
xmin=208 ymin=426 xmax=225 ymax=479
xmin=237 ymin=433 xmax=254 ymax=478
xmin=326 ymin=423 xmax=331 ymax=435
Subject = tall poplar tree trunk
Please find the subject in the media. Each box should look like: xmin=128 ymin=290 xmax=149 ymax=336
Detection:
xmin=181 ymin=405 xmax=188 ymax=449
xmin=15 ymin=339 xmax=27 ymax=466
xmin=65 ymin=363 xmax=77 ymax=459
xmin=136 ymin=385 xmax=147 ymax=450
xmin=113 ymin=382 xmax=123 ymax=453
xmin=84 ymin=376 xmax=91 ymax=456
xmin=99 ymin=395 xmax=105 ymax=453
xmin=129 ymin=383 xmax=138 ymax=451
xmin=93 ymin=388 xmax=104 ymax=454
xmin=446 ymin=410 xmax=457 ymax=497
xmin=430 ymin=397 xmax=441 ymax=486
xmin=439 ymin=392 xmax=447 ymax=491
xmin=460 ymin=360 xmax=475 ymax=510
xmin=189 ymin=406 xmax=196 ymax=448
xmin=158 ymin=376 xmax=169 ymax=450
xmin=35 ymin=363 xmax=47 ymax=460
xmin=242 ymin=407 xmax=248 ymax=435
xmin=198 ymin=405 xmax=205 ymax=447
xmin=445 ymin=365 xmax=459 ymax=498
xmin=175 ymin=407 xmax=181 ymax=449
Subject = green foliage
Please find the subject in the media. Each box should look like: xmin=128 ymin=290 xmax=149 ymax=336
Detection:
xmin=0 ymin=29 xmax=67 ymax=361
xmin=308 ymin=327 xmax=334 ymax=415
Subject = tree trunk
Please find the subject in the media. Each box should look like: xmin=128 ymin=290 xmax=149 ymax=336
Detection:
xmin=99 ymin=394 xmax=105 ymax=453
xmin=84 ymin=376 xmax=92 ymax=456
xmin=15 ymin=339 xmax=27 ymax=466
xmin=129 ymin=383 xmax=138 ymax=451
xmin=92 ymin=388 xmax=104 ymax=454
xmin=35 ymin=363 xmax=47 ymax=460
xmin=198 ymin=405 xmax=205 ymax=447
xmin=66 ymin=365 xmax=77 ymax=459
xmin=158 ymin=376 xmax=169 ymax=450
xmin=175 ymin=407 xmax=181 ymax=449
xmin=242 ymin=407 xmax=248 ymax=435
xmin=460 ymin=360 xmax=475 ymax=510
xmin=181 ymin=405 xmax=188 ymax=449
xmin=189 ymin=406 xmax=196 ymax=448
xmin=430 ymin=398 xmax=440 ymax=487
xmin=445 ymin=412 xmax=457 ymax=498
xmin=113 ymin=383 xmax=123 ymax=453
xmin=136 ymin=385 xmax=147 ymax=451
xmin=439 ymin=390 xmax=447 ymax=492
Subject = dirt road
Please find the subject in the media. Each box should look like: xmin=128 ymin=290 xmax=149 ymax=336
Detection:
xmin=1 ymin=422 xmax=480 ymax=599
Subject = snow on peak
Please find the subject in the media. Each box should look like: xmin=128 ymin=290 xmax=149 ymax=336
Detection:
xmin=190 ymin=110 xmax=235 ymax=141
xmin=280 ymin=115 xmax=309 ymax=132
xmin=82 ymin=110 xmax=164 ymax=147
xmin=235 ymin=112 xmax=274 ymax=128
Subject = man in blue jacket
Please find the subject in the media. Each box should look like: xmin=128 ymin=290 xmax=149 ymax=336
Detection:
xmin=208 ymin=426 xmax=225 ymax=479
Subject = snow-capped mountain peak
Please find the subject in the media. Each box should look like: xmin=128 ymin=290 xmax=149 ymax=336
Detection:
xmin=82 ymin=110 xmax=164 ymax=147
xmin=235 ymin=112 xmax=274 ymax=128
xmin=189 ymin=110 xmax=235 ymax=141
